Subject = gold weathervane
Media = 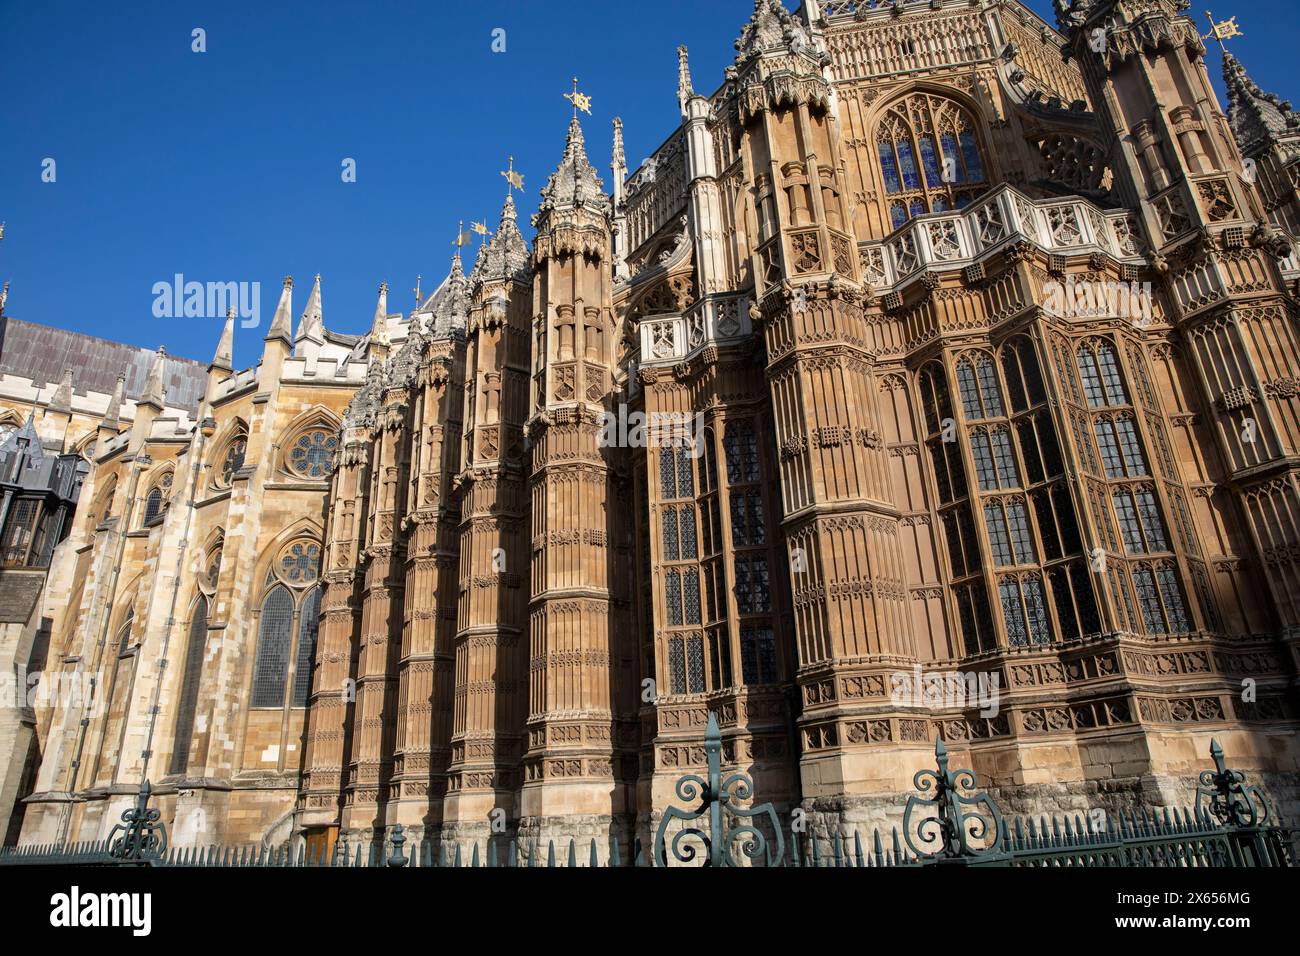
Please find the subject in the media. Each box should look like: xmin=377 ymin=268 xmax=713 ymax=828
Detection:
xmin=452 ymin=220 xmax=473 ymax=248
xmin=564 ymin=77 xmax=592 ymax=117
xmin=501 ymin=155 xmax=524 ymax=193
xmin=1204 ymin=10 xmax=1243 ymax=50
xmin=471 ymin=220 xmax=490 ymax=239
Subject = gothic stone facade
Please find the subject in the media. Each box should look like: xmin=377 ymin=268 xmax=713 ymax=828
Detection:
xmin=18 ymin=0 xmax=1300 ymax=857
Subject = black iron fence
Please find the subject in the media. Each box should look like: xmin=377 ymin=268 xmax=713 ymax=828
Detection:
xmin=2 ymin=724 xmax=1296 ymax=868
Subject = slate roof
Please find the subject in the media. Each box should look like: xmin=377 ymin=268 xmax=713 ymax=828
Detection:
xmin=0 ymin=316 xmax=208 ymax=413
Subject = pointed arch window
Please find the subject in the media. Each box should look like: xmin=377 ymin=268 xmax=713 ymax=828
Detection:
xmin=170 ymin=596 xmax=208 ymax=774
xmin=142 ymin=472 xmax=172 ymax=526
xmin=252 ymin=585 xmax=294 ymax=707
xmin=876 ymin=93 xmax=989 ymax=229
xmin=292 ymin=587 xmax=321 ymax=707
xmin=216 ymin=428 xmax=248 ymax=488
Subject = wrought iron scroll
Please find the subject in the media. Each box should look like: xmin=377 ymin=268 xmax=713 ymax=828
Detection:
xmin=108 ymin=780 xmax=168 ymax=861
xmin=902 ymin=739 xmax=1003 ymax=860
xmin=654 ymin=712 xmax=785 ymax=866
xmin=1196 ymin=738 xmax=1272 ymax=829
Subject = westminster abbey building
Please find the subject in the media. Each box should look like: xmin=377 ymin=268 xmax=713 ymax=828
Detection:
xmin=8 ymin=0 xmax=1300 ymax=857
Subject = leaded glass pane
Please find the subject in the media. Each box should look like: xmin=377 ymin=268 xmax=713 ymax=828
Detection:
xmin=878 ymin=142 xmax=901 ymax=194
xmin=289 ymin=430 xmax=338 ymax=478
xmin=956 ymin=361 xmax=982 ymax=419
xmin=1137 ymin=490 xmax=1168 ymax=552
xmin=292 ymin=587 xmax=320 ymax=707
xmin=252 ymin=586 xmax=293 ymax=707
xmin=659 ymin=447 xmax=677 ymax=498
xmin=676 ymin=446 xmax=694 ymax=497
xmin=1157 ymin=567 xmax=1189 ymax=632
xmin=897 ymin=139 xmax=920 ymax=190
xmin=1024 ymin=576 xmax=1052 ymax=644
xmin=747 ymin=493 xmax=765 ymax=544
xmin=687 ymin=634 xmax=705 ymax=693
xmin=1096 ymin=422 xmax=1124 ymax=478
xmin=665 ymin=571 xmax=683 ymax=626
xmin=669 ymin=638 xmax=686 ymax=694
xmin=1134 ymin=569 xmax=1165 ymax=633
xmin=1079 ymin=350 xmax=1105 ymax=407
xmin=920 ymin=135 xmax=943 ymax=188
xmin=679 ymin=508 xmax=697 ymax=559
xmin=663 ymin=509 xmax=679 ymax=561
xmin=281 ymin=542 xmax=321 ymax=584
xmin=985 ymin=503 xmax=1013 ymax=566
xmin=221 ymin=435 xmax=247 ymax=486
xmin=144 ymin=487 xmax=164 ymax=525
xmin=990 ymin=428 xmax=1019 ymax=488
xmin=1115 ymin=418 xmax=1147 ymax=476
xmin=960 ymin=131 xmax=984 ymax=182
xmin=1000 ymin=580 xmax=1027 ymax=647
xmin=1114 ymin=492 xmax=1145 ymax=553
xmin=972 ymin=433 xmax=997 ymax=491
xmin=1008 ymin=498 xmax=1035 ymax=564
xmin=1097 ymin=345 xmax=1128 ymax=406
xmin=684 ymin=569 xmax=701 ymax=625
xmin=170 ymin=597 xmax=207 ymax=774
xmin=976 ymin=358 xmax=1005 ymax=418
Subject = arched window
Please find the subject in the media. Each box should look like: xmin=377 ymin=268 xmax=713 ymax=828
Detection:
xmin=252 ymin=585 xmax=294 ymax=707
xmin=955 ymin=353 xmax=1005 ymax=420
xmin=170 ymin=596 xmax=208 ymax=774
xmin=286 ymin=428 xmax=338 ymax=479
xmin=1076 ymin=341 xmax=1129 ymax=408
xmin=877 ymin=93 xmax=989 ymax=230
xmin=216 ymin=429 xmax=248 ymax=488
xmin=142 ymin=472 xmax=171 ymax=526
xmin=292 ymin=586 xmax=321 ymax=707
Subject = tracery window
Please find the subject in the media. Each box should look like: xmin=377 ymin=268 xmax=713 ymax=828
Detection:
xmin=252 ymin=539 xmax=324 ymax=708
xmin=217 ymin=429 xmax=248 ymax=488
xmin=142 ymin=471 xmax=172 ymax=526
xmin=287 ymin=428 xmax=338 ymax=479
xmin=876 ymin=93 xmax=990 ymax=230
xmin=170 ymin=596 xmax=208 ymax=774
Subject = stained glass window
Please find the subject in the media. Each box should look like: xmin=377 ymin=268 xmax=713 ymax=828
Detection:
xmin=280 ymin=541 xmax=321 ymax=584
xmin=252 ymin=585 xmax=294 ymax=707
xmin=723 ymin=422 xmax=760 ymax=484
xmin=662 ymin=509 xmax=679 ymax=561
xmin=143 ymin=486 xmax=165 ymax=525
xmin=292 ymin=587 xmax=320 ymax=707
xmin=170 ymin=596 xmax=208 ymax=774
xmin=876 ymin=94 xmax=989 ymax=228
xmin=1078 ymin=342 xmax=1129 ymax=408
xmin=220 ymin=434 xmax=247 ymax=486
xmin=289 ymin=429 xmax=338 ymax=478
xmin=683 ymin=569 xmax=701 ymax=625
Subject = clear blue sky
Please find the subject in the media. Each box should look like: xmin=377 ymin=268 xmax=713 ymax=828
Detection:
xmin=0 ymin=1 xmax=1292 ymax=371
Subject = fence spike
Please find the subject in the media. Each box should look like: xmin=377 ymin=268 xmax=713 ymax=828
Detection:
xmin=634 ymin=837 xmax=644 ymax=868
xmin=509 ymin=839 xmax=519 ymax=868
xmin=610 ymin=837 xmax=620 ymax=869
xmin=547 ymin=839 xmax=555 ymax=868
xmin=810 ymin=830 xmax=821 ymax=868
xmin=1052 ymin=815 xmax=1062 ymax=845
xmin=854 ymin=830 xmax=865 ymax=868
xmin=833 ymin=832 xmax=844 ymax=867
xmin=453 ymin=844 xmax=462 ymax=868
xmin=589 ymin=838 xmax=598 ymax=868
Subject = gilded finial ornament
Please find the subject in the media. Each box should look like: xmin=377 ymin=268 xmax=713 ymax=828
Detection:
xmin=470 ymin=220 xmax=489 ymax=238
xmin=453 ymin=220 xmax=472 ymax=247
xmin=564 ymin=77 xmax=592 ymax=117
xmin=501 ymin=155 xmax=524 ymax=193
xmin=1204 ymin=10 xmax=1243 ymax=50
xmin=413 ymin=275 xmax=422 ymax=304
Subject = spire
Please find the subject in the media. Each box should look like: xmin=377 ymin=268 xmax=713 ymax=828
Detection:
xmin=432 ymin=252 xmax=470 ymax=338
xmin=101 ymin=373 xmax=125 ymax=430
xmin=611 ymin=117 xmax=626 ymax=177
xmin=371 ymin=282 xmax=391 ymax=347
xmin=677 ymin=45 xmax=694 ymax=116
xmin=1223 ymin=51 xmax=1299 ymax=159
xmin=297 ymin=273 xmax=324 ymax=342
xmin=141 ymin=346 xmax=167 ymax=409
xmin=539 ymin=116 xmax=609 ymax=216
xmin=0 ymin=280 xmax=8 ymax=316
xmin=475 ymin=193 xmax=531 ymax=284
xmin=210 ymin=308 xmax=235 ymax=372
xmin=266 ymin=276 xmax=294 ymax=344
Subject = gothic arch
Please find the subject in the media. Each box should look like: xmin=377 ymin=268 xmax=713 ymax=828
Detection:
xmin=209 ymin=418 xmax=249 ymax=490
xmin=867 ymin=86 xmax=994 ymax=230
xmin=276 ymin=405 xmax=342 ymax=481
